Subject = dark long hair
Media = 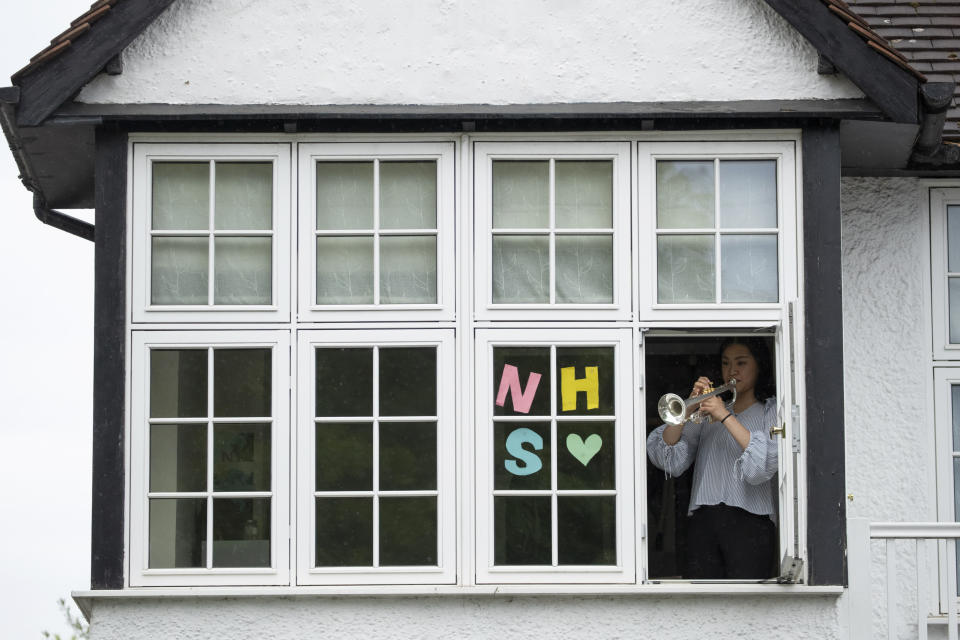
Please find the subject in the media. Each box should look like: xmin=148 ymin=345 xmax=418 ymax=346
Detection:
xmin=717 ymin=337 xmax=775 ymax=401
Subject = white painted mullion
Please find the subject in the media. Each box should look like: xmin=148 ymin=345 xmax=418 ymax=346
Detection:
xmin=373 ymin=345 xmax=380 ymax=568
xmin=206 ymin=346 xmax=215 ymax=570
xmin=550 ymin=344 xmax=559 ymax=567
xmin=713 ymin=157 xmax=721 ymax=304
xmin=549 ymin=158 xmax=557 ymax=305
xmin=373 ymin=159 xmax=381 ymax=306
xmin=208 ymin=160 xmax=217 ymax=306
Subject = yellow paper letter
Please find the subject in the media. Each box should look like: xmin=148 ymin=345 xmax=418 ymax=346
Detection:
xmin=560 ymin=366 xmax=599 ymax=411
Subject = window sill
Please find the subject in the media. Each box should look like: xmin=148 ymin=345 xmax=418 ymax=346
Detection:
xmin=73 ymin=583 xmax=843 ymax=618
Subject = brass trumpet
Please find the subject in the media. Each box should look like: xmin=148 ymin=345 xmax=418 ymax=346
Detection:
xmin=657 ymin=379 xmax=738 ymax=426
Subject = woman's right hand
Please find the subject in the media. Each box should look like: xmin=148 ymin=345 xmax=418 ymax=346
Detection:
xmin=689 ymin=376 xmax=713 ymax=399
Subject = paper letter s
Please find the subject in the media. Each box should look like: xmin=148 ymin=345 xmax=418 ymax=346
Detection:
xmin=504 ymin=427 xmax=543 ymax=476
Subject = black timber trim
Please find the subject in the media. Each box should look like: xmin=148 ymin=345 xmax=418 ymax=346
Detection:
xmin=14 ymin=0 xmax=176 ymax=127
xmin=91 ymin=127 xmax=126 ymax=589
xmin=802 ymin=124 xmax=847 ymax=586
xmin=764 ymin=0 xmax=920 ymax=125
xmin=50 ymin=99 xmax=886 ymax=121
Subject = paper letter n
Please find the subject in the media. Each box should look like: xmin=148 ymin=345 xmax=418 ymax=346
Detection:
xmin=495 ymin=364 xmax=542 ymax=414
xmin=561 ymin=366 xmax=599 ymax=411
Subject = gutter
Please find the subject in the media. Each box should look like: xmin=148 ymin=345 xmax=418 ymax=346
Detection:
xmin=910 ymin=82 xmax=960 ymax=167
xmin=0 ymin=87 xmax=95 ymax=242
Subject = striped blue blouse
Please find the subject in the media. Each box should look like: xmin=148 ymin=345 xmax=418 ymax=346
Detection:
xmin=646 ymin=396 xmax=779 ymax=523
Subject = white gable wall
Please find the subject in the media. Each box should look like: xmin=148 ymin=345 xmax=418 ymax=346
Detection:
xmin=77 ymin=0 xmax=863 ymax=105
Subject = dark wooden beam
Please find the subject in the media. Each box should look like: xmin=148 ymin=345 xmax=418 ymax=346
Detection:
xmin=802 ymin=124 xmax=847 ymax=586
xmin=15 ymin=0 xmax=175 ymax=127
xmin=91 ymin=127 xmax=126 ymax=589
xmin=765 ymin=0 xmax=920 ymax=124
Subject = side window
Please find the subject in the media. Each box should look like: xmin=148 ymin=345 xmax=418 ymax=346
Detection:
xmin=131 ymin=144 xmax=292 ymax=323
xmin=931 ymin=189 xmax=960 ymax=358
xmin=474 ymin=142 xmax=632 ymax=321
xmin=297 ymin=142 xmax=456 ymax=321
xmin=129 ymin=331 xmax=290 ymax=586
xmin=296 ymin=330 xmax=456 ymax=585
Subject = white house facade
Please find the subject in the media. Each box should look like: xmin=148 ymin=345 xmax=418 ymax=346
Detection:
xmin=3 ymin=0 xmax=958 ymax=638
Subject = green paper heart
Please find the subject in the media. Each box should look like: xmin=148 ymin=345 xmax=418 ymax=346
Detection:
xmin=566 ymin=433 xmax=602 ymax=466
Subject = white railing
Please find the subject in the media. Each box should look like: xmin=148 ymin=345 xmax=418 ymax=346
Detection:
xmin=849 ymin=519 xmax=960 ymax=640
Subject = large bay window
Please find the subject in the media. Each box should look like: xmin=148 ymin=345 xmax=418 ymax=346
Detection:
xmin=127 ymin=134 xmax=802 ymax=588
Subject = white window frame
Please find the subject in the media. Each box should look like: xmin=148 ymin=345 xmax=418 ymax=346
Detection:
xmin=131 ymin=143 xmax=292 ymax=323
xmin=473 ymin=141 xmax=632 ymax=321
xmin=636 ymin=140 xmax=798 ymax=322
xmin=474 ymin=327 xmax=636 ymax=584
xmin=297 ymin=142 xmax=456 ymax=322
xmin=296 ymin=329 xmax=457 ymax=585
xmin=129 ymin=330 xmax=291 ymax=586
xmin=930 ymin=189 xmax=960 ymax=359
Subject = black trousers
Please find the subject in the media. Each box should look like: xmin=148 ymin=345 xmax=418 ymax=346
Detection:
xmin=685 ymin=503 xmax=777 ymax=580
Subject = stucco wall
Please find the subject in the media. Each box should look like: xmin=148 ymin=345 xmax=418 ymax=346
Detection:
xmin=77 ymin=0 xmax=863 ymax=105
xmin=841 ymin=177 xmax=936 ymax=640
xmin=88 ymin=595 xmax=843 ymax=640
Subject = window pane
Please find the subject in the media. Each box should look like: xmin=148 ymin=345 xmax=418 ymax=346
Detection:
xmin=719 ymin=160 xmax=777 ymax=229
xmin=494 ymin=496 xmax=551 ymax=565
xmin=214 ymin=162 xmax=272 ymax=230
xmin=315 ymin=497 xmax=373 ymax=567
xmin=214 ymin=349 xmax=271 ymax=418
xmin=555 ymin=160 xmax=613 ymax=228
xmin=150 ymin=424 xmax=207 ymax=492
xmin=557 ymin=421 xmax=615 ymax=490
xmin=656 ymin=161 xmax=714 ymax=229
xmin=657 ymin=235 xmax=715 ymax=303
xmin=379 ymin=161 xmax=437 ymax=229
xmin=557 ymin=496 xmax=616 ymax=565
xmin=150 ymin=349 xmax=207 ymax=418
xmin=556 ymin=347 xmax=615 ymax=415
xmin=555 ymin=235 xmax=613 ymax=304
xmin=316 ymin=162 xmax=374 ymax=230
xmin=380 ymin=497 xmax=437 ymax=566
xmin=149 ymin=498 xmax=206 ymax=568
xmin=316 ymin=422 xmax=373 ymax=491
xmin=494 ymin=421 xmax=551 ymax=490
xmin=379 ymin=235 xmax=437 ymax=304
xmin=151 ymin=237 xmax=208 ymax=305
xmin=493 ymin=347 xmax=551 ymax=417
xmin=152 ymin=162 xmax=209 ymax=230
xmin=951 ymin=278 xmax=960 ymax=343
xmin=316 ymin=236 xmax=374 ymax=304
xmin=952 ymin=385 xmax=960 ymax=451
xmin=948 ymin=206 xmax=960 ymax=272
xmin=213 ymin=424 xmax=271 ymax=492
xmin=214 ymin=237 xmax=272 ymax=305
xmin=212 ymin=498 xmax=271 ymax=568
xmin=316 ymin=348 xmax=373 ymax=417
xmin=380 ymin=422 xmax=437 ymax=491
xmin=720 ymin=234 xmax=778 ymax=303
xmin=379 ymin=347 xmax=436 ymax=416
xmin=493 ymin=161 xmax=549 ymax=229
xmin=492 ymin=235 xmax=549 ymax=303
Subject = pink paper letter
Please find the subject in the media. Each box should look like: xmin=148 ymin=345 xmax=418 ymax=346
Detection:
xmin=495 ymin=364 xmax=542 ymax=414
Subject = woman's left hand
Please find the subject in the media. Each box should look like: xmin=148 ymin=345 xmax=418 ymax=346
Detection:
xmin=699 ymin=396 xmax=729 ymax=422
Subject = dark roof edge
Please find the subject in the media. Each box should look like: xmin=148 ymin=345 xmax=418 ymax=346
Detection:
xmin=14 ymin=0 xmax=176 ymax=127
xmin=52 ymin=99 xmax=886 ymax=121
xmin=764 ymin=0 xmax=921 ymax=124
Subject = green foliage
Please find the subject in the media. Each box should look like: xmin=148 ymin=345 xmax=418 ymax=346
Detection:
xmin=41 ymin=598 xmax=89 ymax=640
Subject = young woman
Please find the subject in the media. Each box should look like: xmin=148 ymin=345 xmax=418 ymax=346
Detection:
xmin=646 ymin=337 xmax=779 ymax=579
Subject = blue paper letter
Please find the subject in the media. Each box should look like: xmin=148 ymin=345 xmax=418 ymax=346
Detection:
xmin=504 ymin=427 xmax=543 ymax=476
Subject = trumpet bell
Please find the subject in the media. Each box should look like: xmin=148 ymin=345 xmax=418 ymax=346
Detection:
xmin=657 ymin=392 xmax=688 ymax=426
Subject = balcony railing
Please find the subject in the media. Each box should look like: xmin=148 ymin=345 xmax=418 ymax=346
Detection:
xmin=849 ymin=518 xmax=960 ymax=640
